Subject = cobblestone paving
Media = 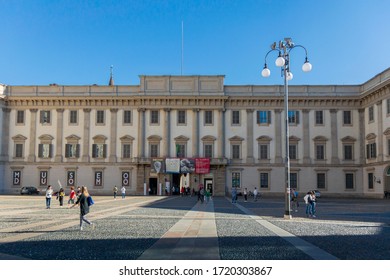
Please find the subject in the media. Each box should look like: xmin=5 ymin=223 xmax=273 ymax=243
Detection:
xmin=0 ymin=195 xmax=389 ymax=260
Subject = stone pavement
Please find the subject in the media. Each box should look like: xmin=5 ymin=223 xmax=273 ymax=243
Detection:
xmin=0 ymin=195 xmax=389 ymax=260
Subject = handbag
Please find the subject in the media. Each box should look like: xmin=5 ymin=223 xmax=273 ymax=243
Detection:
xmin=87 ymin=196 xmax=94 ymax=206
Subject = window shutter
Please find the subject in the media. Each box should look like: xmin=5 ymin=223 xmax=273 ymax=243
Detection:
xmin=49 ymin=144 xmax=53 ymax=158
xmin=366 ymin=144 xmax=369 ymax=159
xmin=76 ymin=144 xmax=80 ymax=158
xmin=256 ymin=111 xmax=260 ymax=124
xmin=65 ymin=144 xmax=70 ymax=158
xmin=38 ymin=144 xmax=43 ymax=158
xmin=296 ymin=111 xmax=300 ymax=124
xmin=103 ymin=144 xmax=107 ymax=158
xmin=373 ymin=143 xmax=377 ymax=158
xmin=40 ymin=111 xmax=44 ymax=123
xmin=92 ymin=144 xmax=97 ymax=158
xmin=267 ymin=111 xmax=271 ymax=124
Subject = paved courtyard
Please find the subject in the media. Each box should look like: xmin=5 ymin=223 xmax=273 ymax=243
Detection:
xmin=0 ymin=194 xmax=389 ymax=260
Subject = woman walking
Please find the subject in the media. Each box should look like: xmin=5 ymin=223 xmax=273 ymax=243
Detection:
xmin=68 ymin=186 xmax=76 ymax=206
xmin=71 ymin=186 xmax=95 ymax=231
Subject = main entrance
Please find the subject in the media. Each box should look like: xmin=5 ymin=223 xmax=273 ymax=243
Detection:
xmin=149 ymin=178 xmax=158 ymax=195
xmin=204 ymin=179 xmax=213 ymax=195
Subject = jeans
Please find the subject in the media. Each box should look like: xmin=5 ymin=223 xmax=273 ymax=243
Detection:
xmin=305 ymin=203 xmax=311 ymax=215
xmin=46 ymin=197 xmax=51 ymax=208
xmin=310 ymin=202 xmax=316 ymax=216
xmin=122 ymin=193 xmax=125 ymax=199
xmin=80 ymin=215 xmax=92 ymax=228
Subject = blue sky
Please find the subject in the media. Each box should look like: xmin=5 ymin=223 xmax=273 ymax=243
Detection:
xmin=0 ymin=0 xmax=389 ymax=86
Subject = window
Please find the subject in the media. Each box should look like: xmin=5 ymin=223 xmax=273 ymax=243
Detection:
xmin=259 ymin=144 xmax=269 ymax=160
xmin=16 ymin=111 xmax=25 ymax=124
xmin=256 ymin=111 xmax=271 ymax=124
xmin=65 ymin=144 xmax=80 ymax=158
xmin=387 ymin=99 xmax=390 ymax=115
xmin=388 ymin=139 xmax=390 ymax=156
xmin=150 ymin=144 xmax=159 ymax=157
xmin=151 ymin=110 xmax=159 ymax=124
xmin=344 ymin=145 xmax=353 ymax=160
xmin=175 ymin=144 xmax=185 ymax=157
xmin=290 ymin=173 xmax=298 ymax=189
xmin=315 ymin=111 xmax=324 ymax=125
xmin=92 ymin=144 xmax=107 ymax=158
xmin=38 ymin=144 xmax=52 ymax=158
xmin=69 ymin=110 xmax=78 ymax=124
xmin=40 ymin=110 xmax=51 ymax=124
xmin=232 ymin=111 xmax=240 ymax=125
xmin=122 ymin=144 xmax=132 ymax=158
xmin=204 ymin=144 xmax=213 ymax=158
xmin=232 ymin=144 xmax=241 ymax=159
xmin=123 ymin=110 xmax=132 ymax=124
xmin=288 ymin=111 xmax=299 ymax=125
xmin=315 ymin=144 xmax=325 ymax=160
xmin=368 ymin=173 xmax=374 ymax=190
xmin=15 ymin=143 xmax=24 ymax=158
xmin=177 ymin=110 xmax=186 ymax=125
xmin=232 ymin=172 xmax=241 ymax=188
xmin=205 ymin=110 xmax=213 ymax=125
xmin=317 ymin=173 xmax=326 ymax=189
xmin=345 ymin=173 xmax=354 ymax=189
xmin=343 ymin=111 xmax=352 ymax=125
xmin=366 ymin=143 xmax=377 ymax=159
xmin=96 ymin=110 xmax=105 ymax=124
xmin=289 ymin=144 xmax=297 ymax=160
xmin=260 ymin=173 xmax=269 ymax=189
xmin=368 ymin=106 xmax=374 ymax=122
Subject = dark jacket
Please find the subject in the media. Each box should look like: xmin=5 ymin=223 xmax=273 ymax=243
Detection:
xmin=76 ymin=194 xmax=89 ymax=216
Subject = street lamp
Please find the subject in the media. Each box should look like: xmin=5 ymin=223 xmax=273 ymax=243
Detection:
xmin=261 ymin=38 xmax=312 ymax=219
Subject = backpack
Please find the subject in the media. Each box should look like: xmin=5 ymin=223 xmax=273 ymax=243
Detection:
xmin=87 ymin=196 xmax=94 ymax=206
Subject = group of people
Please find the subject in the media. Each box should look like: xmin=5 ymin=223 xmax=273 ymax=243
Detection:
xmin=113 ymin=186 xmax=126 ymax=199
xmin=303 ymin=191 xmax=317 ymax=218
xmin=232 ymin=187 xmax=259 ymax=203
xmin=197 ymin=184 xmax=211 ymax=204
xmin=45 ymin=185 xmax=95 ymax=231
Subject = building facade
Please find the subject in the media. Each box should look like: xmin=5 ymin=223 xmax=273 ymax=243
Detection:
xmin=1 ymin=69 xmax=390 ymax=197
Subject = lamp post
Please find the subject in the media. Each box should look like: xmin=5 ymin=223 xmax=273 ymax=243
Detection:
xmin=261 ymin=38 xmax=312 ymax=219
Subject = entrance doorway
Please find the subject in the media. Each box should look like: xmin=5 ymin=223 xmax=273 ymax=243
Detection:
xmin=204 ymin=179 xmax=213 ymax=195
xmin=149 ymin=178 xmax=158 ymax=195
xmin=172 ymin=174 xmax=181 ymax=195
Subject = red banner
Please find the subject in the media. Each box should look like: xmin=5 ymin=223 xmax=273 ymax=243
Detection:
xmin=195 ymin=158 xmax=210 ymax=174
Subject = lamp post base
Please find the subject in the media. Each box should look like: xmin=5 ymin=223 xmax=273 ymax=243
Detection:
xmin=284 ymin=212 xmax=292 ymax=219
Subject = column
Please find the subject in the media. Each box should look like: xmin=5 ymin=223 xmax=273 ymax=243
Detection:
xmin=137 ymin=108 xmax=145 ymax=158
xmin=28 ymin=109 xmax=38 ymax=162
xmin=192 ymin=109 xmax=199 ymax=157
xmin=302 ymin=109 xmax=311 ymax=164
xmin=82 ymin=109 xmax=91 ymax=162
xmin=163 ymin=108 xmax=170 ymax=157
xmin=274 ymin=109 xmax=283 ymax=163
xmin=358 ymin=109 xmax=366 ymax=164
xmin=0 ymin=108 xmax=11 ymax=161
xmin=330 ymin=109 xmax=340 ymax=164
xmin=55 ymin=109 xmax=64 ymax=162
xmin=109 ymin=108 xmax=118 ymax=162
xmin=246 ymin=109 xmax=254 ymax=163
xmin=377 ymin=101 xmax=384 ymax=161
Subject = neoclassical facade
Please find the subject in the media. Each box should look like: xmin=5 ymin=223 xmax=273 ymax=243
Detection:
xmin=1 ymin=69 xmax=390 ymax=197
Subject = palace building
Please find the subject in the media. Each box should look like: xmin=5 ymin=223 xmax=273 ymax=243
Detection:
xmin=1 ymin=68 xmax=390 ymax=197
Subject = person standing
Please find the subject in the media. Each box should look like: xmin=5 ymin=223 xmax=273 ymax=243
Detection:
xmin=244 ymin=187 xmax=248 ymax=202
xmin=45 ymin=185 xmax=53 ymax=209
xmin=204 ymin=188 xmax=211 ymax=204
xmin=71 ymin=186 xmax=95 ymax=231
xmin=113 ymin=186 xmax=118 ymax=199
xmin=253 ymin=187 xmax=258 ymax=202
xmin=231 ymin=187 xmax=237 ymax=203
xmin=303 ymin=191 xmax=311 ymax=217
xmin=58 ymin=188 xmax=65 ymax=207
xmin=68 ymin=186 xmax=76 ymax=207
xmin=291 ymin=188 xmax=299 ymax=212
xmin=121 ymin=186 xmax=126 ymax=199
xmin=309 ymin=191 xmax=317 ymax=218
